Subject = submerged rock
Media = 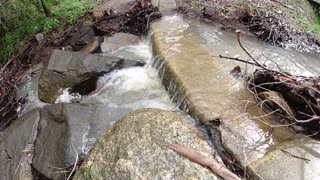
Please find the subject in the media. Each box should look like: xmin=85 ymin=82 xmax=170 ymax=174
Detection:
xmin=73 ymin=109 xmax=222 ymax=180
xmin=0 ymin=109 xmax=41 ymax=180
xmin=32 ymin=103 xmax=133 ymax=180
xmin=150 ymin=16 xmax=294 ymax=167
xmin=38 ymin=50 xmax=143 ymax=103
xmin=100 ymin=33 xmax=140 ymax=53
xmin=248 ymin=135 xmax=320 ymax=180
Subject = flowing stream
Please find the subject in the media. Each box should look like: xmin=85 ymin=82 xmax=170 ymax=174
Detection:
xmin=55 ymin=38 xmax=177 ymax=111
xmin=18 ymin=16 xmax=320 ymax=166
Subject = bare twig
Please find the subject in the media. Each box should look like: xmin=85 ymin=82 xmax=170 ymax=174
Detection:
xmin=169 ymin=144 xmax=241 ymax=180
xmin=281 ymin=150 xmax=310 ymax=163
xmin=67 ymin=152 xmax=79 ymax=180
xmin=215 ymin=55 xmax=256 ymax=66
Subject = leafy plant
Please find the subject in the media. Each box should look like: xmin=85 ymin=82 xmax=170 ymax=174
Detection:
xmin=43 ymin=17 xmax=58 ymax=33
xmin=0 ymin=0 xmax=96 ymax=62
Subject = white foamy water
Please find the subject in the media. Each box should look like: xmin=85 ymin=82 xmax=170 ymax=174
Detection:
xmin=103 ymin=39 xmax=153 ymax=63
xmin=82 ymin=66 xmax=176 ymax=110
xmin=56 ymin=39 xmax=177 ymax=111
xmin=55 ymin=88 xmax=82 ymax=103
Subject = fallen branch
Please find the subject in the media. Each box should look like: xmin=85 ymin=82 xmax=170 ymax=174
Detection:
xmin=239 ymin=43 xmax=320 ymax=138
xmin=281 ymin=150 xmax=311 ymax=163
xmin=67 ymin=152 xmax=79 ymax=180
xmin=215 ymin=55 xmax=256 ymax=66
xmin=169 ymin=144 xmax=241 ymax=180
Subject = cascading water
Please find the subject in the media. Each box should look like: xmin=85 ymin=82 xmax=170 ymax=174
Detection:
xmin=55 ymin=37 xmax=177 ymax=112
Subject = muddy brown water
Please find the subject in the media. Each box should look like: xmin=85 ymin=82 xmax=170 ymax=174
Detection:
xmin=150 ymin=15 xmax=320 ymax=165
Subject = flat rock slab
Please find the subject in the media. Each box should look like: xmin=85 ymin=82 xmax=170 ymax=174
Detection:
xmin=101 ymin=33 xmax=140 ymax=53
xmin=0 ymin=109 xmax=41 ymax=180
xmin=248 ymin=136 xmax=320 ymax=180
xmin=32 ymin=103 xmax=134 ymax=180
xmin=38 ymin=50 xmax=143 ymax=103
xmin=150 ymin=16 xmax=293 ymax=166
xmin=74 ymin=109 xmax=222 ymax=180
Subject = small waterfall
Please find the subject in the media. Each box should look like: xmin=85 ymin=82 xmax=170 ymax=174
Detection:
xmin=55 ymin=36 xmax=178 ymax=112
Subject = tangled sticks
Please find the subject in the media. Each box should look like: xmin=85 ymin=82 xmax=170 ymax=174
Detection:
xmin=242 ymin=10 xmax=320 ymax=52
xmin=225 ymin=32 xmax=320 ymax=138
xmin=247 ymin=69 xmax=320 ymax=138
xmin=94 ymin=0 xmax=161 ymax=36
xmin=0 ymin=59 xmax=26 ymax=130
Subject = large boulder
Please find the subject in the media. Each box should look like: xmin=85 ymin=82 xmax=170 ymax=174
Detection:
xmin=73 ymin=109 xmax=223 ymax=180
xmin=0 ymin=109 xmax=41 ymax=180
xmin=100 ymin=33 xmax=140 ymax=53
xmin=32 ymin=103 xmax=134 ymax=180
xmin=247 ymin=135 xmax=320 ymax=180
xmin=38 ymin=50 xmax=143 ymax=103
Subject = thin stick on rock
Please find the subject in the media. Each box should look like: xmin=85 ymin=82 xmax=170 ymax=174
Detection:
xmin=169 ymin=144 xmax=241 ymax=180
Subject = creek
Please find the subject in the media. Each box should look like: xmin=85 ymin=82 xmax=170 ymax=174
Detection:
xmin=18 ymin=15 xmax=320 ymax=172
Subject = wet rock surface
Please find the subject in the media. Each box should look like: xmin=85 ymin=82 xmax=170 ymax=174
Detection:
xmin=80 ymin=36 xmax=103 ymax=53
xmin=32 ymin=103 xmax=133 ymax=180
xmin=74 ymin=109 xmax=222 ymax=180
xmin=38 ymin=50 xmax=144 ymax=103
xmin=16 ymin=63 xmax=47 ymax=115
xmin=0 ymin=109 xmax=40 ymax=180
xmin=100 ymin=33 xmax=140 ymax=53
xmin=248 ymin=136 xmax=320 ymax=180
xmin=150 ymin=16 xmax=294 ymax=167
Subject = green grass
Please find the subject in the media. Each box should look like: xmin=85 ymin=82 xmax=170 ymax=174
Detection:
xmin=0 ymin=0 xmax=96 ymax=63
xmin=84 ymin=164 xmax=93 ymax=180
xmin=306 ymin=9 xmax=320 ymax=38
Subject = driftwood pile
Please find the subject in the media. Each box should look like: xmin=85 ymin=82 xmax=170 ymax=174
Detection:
xmin=248 ymin=69 xmax=320 ymax=138
xmin=94 ymin=0 xmax=161 ymax=36
xmin=230 ymin=32 xmax=320 ymax=138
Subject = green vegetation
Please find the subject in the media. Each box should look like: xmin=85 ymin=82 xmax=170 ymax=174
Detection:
xmin=0 ymin=0 xmax=96 ymax=62
xmin=306 ymin=9 xmax=320 ymax=38
xmin=83 ymin=163 xmax=94 ymax=180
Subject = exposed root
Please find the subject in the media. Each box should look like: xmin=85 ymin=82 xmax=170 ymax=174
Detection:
xmin=229 ymin=33 xmax=320 ymax=139
xmin=247 ymin=69 xmax=320 ymax=139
